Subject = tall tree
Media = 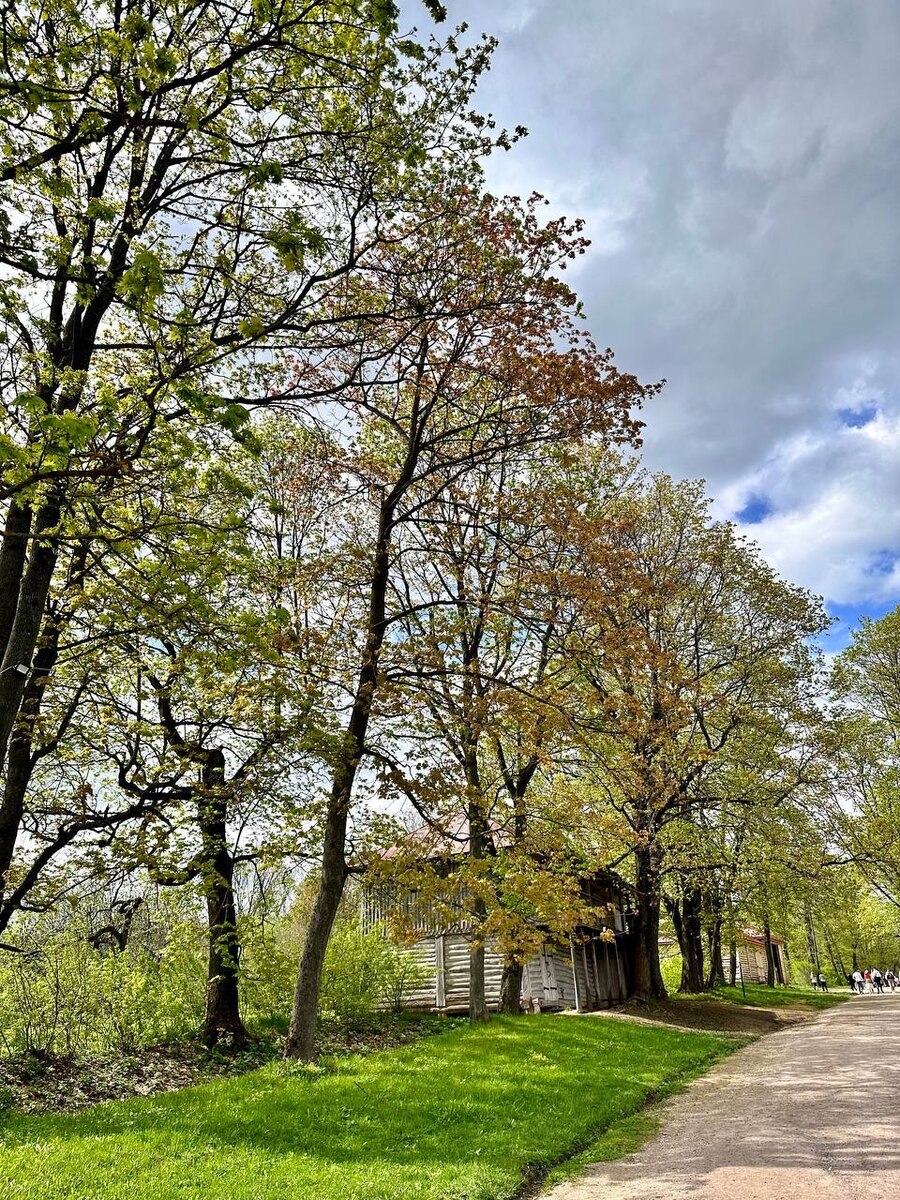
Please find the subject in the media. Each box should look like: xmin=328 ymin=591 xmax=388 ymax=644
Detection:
xmin=0 ymin=1 xmax=494 ymax=906
xmin=285 ymin=190 xmax=648 ymax=1057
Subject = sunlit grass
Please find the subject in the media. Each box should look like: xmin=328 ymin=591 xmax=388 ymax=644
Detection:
xmin=712 ymin=982 xmax=847 ymax=1010
xmin=0 ymin=1015 xmax=736 ymax=1200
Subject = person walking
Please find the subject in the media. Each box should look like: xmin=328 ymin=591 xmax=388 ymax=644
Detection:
xmin=810 ymin=971 xmax=819 ymax=990
xmin=885 ymin=969 xmax=897 ymax=991
xmin=817 ymin=972 xmax=828 ymax=992
xmin=872 ymin=967 xmax=884 ymax=993
xmin=864 ymin=969 xmax=873 ymax=993
xmin=852 ymin=969 xmax=864 ymax=994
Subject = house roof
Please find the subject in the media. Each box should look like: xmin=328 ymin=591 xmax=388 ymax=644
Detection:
xmin=378 ymin=813 xmax=511 ymax=861
xmin=741 ymin=927 xmax=784 ymax=946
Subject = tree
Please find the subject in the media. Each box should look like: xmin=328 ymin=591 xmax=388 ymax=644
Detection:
xmin=558 ymin=471 xmax=827 ymax=999
xmin=284 ymin=189 xmax=648 ymax=1057
xmin=374 ymin=451 xmax=618 ymax=1019
xmin=830 ymin=610 xmax=900 ymax=908
xmin=0 ymin=1 xmax=495 ymax=918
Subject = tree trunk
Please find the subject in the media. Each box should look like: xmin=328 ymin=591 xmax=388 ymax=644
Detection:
xmin=0 ymin=502 xmax=32 ymax=655
xmin=287 ymin=492 xmax=400 ymax=1060
xmin=823 ymin=925 xmax=846 ymax=978
xmin=198 ymin=748 xmax=247 ymax=1048
xmin=286 ymin=790 xmax=349 ymax=1059
xmin=728 ymin=939 xmax=737 ymax=987
xmin=0 ymin=612 xmax=67 ymax=924
xmin=705 ymin=911 xmax=724 ymax=990
xmin=679 ymin=886 xmax=705 ymax=992
xmin=469 ymin=929 xmax=489 ymax=1022
xmin=499 ymin=956 xmax=523 ymax=1014
xmin=467 ymin=799 xmax=490 ymax=1023
xmin=0 ymin=495 xmax=63 ymax=776
xmin=780 ymin=931 xmax=791 ymax=983
xmin=631 ymin=841 xmax=667 ymax=1000
xmin=763 ymin=918 xmax=776 ymax=988
xmin=804 ymin=906 xmax=820 ymax=973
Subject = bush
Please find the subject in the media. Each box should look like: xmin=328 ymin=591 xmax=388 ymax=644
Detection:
xmin=659 ymin=954 xmax=682 ymax=994
xmin=0 ymin=902 xmax=206 ymax=1059
xmin=241 ymin=909 xmax=427 ymax=1030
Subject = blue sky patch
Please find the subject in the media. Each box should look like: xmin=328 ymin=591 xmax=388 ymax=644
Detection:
xmin=736 ymin=493 xmax=774 ymax=525
xmin=837 ymin=403 xmax=878 ymax=428
xmin=820 ymin=597 xmax=897 ymax=655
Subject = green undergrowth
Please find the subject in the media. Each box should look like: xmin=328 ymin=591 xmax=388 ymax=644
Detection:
xmin=0 ymin=1015 xmax=737 ymax=1200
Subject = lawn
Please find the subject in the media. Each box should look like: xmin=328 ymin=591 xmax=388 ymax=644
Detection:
xmin=0 ymin=1015 xmax=736 ymax=1200
xmin=712 ymin=982 xmax=848 ymax=1010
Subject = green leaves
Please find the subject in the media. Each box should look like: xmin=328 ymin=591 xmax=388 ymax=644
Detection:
xmin=118 ymin=248 xmax=166 ymax=309
xmin=265 ymin=213 xmax=327 ymax=274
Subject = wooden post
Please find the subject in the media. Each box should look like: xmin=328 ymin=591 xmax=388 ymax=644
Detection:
xmin=570 ymin=936 xmax=583 ymax=1012
xmin=613 ymin=938 xmax=627 ymax=1000
xmin=435 ymin=934 xmax=446 ymax=1009
xmin=590 ymin=939 xmax=605 ymax=1007
xmin=581 ymin=942 xmax=594 ymax=1009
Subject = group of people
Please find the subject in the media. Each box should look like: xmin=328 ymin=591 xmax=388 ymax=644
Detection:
xmin=847 ymin=968 xmax=897 ymax=994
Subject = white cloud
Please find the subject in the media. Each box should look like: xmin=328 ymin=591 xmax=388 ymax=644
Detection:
xmin=419 ymin=1 xmax=900 ymax=608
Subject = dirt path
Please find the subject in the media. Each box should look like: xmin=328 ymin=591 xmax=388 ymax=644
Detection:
xmin=547 ymin=993 xmax=900 ymax=1200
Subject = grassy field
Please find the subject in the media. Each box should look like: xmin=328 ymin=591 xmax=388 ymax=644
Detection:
xmin=0 ymin=1015 xmax=737 ymax=1200
xmin=712 ymin=982 xmax=848 ymax=1010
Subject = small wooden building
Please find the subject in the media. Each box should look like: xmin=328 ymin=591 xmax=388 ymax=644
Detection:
xmin=733 ymin=929 xmax=787 ymax=985
xmin=660 ymin=927 xmax=788 ymax=986
xmin=365 ymin=829 xmax=635 ymax=1013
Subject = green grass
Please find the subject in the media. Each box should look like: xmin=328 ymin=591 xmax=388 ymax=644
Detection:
xmin=540 ymin=1038 xmax=737 ymax=1191
xmin=0 ymin=1016 xmax=737 ymax=1200
xmin=712 ymin=982 xmax=848 ymax=1010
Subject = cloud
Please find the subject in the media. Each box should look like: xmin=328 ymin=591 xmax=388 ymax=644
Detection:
xmin=416 ymin=0 xmax=900 ymax=610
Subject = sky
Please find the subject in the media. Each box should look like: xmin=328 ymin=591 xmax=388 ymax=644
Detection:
xmin=406 ymin=0 xmax=900 ymax=652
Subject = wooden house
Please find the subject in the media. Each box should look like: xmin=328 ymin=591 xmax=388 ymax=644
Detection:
xmin=660 ymin=926 xmax=788 ymax=986
xmin=732 ymin=928 xmax=787 ymax=985
xmin=364 ymin=820 xmax=635 ymax=1013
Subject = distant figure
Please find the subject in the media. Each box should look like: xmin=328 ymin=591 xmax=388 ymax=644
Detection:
xmin=810 ymin=971 xmax=819 ymax=990
xmin=872 ymin=968 xmax=884 ymax=994
xmin=846 ymin=973 xmax=856 ymax=991
xmin=885 ymin=970 xmax=897 ymax=991
xmin=852 ymin=969 xmax=864 ymax=994
xmin=864 ymin=969 xmax=873 ymax=993
xmin=817 ymin=972 xmax=828 ymax=992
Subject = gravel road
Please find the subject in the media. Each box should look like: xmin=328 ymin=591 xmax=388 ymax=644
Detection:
xmin=547 ymin=993 xmax=900 ymax=1199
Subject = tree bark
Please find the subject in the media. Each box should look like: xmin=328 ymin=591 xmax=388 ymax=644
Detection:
xmin=803 ymin=906 xmax=820 ymax=974
xmin=467 ymin=799 xmax=491 ymax=1023
xmin=678 ymin=886 xmax=705 ymax=992
xmin=763 ymin=917 xmax=776 ymax=987
xmin=198 ymin=748 xmax=247 ymax=1047
xmin=728 ymin=939 xmax=738 ymax=987
xmin=705 ymin=910 xmax=724 ymax=990
xmin=287 ymin=488 xmax=401 ymax=1059
xmin=286 ymin=788 xmax=349 ymax=1059
xmin=0 ymin=502 xmax=32 ymax=656
xmin=0 ymin=494 xmax=63 ymax=774
xmin=499 ymin=956 xmax=523 ymax=1014
xmin=0 ymin=607 xmax=68 ymax=921
xmin=469 ymin=928 xmax=489 ymax=1022
xmin=631 ymin=841 xmax=667 ymax=1000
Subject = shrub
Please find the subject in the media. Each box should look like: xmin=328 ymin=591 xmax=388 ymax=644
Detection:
xmin=0 ymin=901 xmax=206 ymax=1059
xmin=241 ymin=909 xmax=427 ymax=1030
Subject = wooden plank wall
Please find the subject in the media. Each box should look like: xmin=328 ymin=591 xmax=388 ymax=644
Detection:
xmin=388 ymin=933 xmax=629 ymax=1012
